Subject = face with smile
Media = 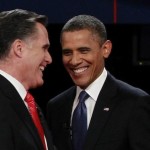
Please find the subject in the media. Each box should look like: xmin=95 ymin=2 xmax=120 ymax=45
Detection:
xmin=61 ymin=29 xmax=112 ymax=89
xmin=21 ymin=23 xmax=52 ymax=89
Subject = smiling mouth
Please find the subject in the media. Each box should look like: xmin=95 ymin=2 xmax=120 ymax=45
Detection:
xmin=73 ymin=67 xmax=88 ymax=74
xmin=39 ymin=66 xmax=45 ymax=72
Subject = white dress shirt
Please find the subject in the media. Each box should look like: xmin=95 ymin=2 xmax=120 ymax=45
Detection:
xmin=71 ymin=68 xmax=107 ymax=128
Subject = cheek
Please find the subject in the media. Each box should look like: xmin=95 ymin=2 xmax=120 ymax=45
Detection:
xmin=89 ymin=52 xmax=101 ymax=64
xmin=92 ymin=54 xmax=104 ymax=71
xmin=62 ymin=56 xmax=69 ymax=65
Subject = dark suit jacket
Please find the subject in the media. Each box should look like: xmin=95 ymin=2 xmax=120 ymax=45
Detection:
xmin=0 ymin=75 xmax=54 ymax=150
xmin=47 ymin=73 xmax=150 ymax=150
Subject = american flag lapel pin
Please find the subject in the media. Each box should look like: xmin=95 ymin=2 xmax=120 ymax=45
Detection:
xmin=103 ymin=107 xmax=109 ymax=111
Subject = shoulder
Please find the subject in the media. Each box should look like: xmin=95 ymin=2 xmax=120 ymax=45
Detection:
xmin=47 ymin=86 xmax=76 ymax=107
xmin=107 ymin=72 xmax=149 ymax=97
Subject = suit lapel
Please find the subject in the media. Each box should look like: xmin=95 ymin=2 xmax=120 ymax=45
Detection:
xmin=0 ymin=75 xmax=44 ymax=150
xmin=84 ymin=73 xmax=118 ymax=150
xmin=59 ymin=87 xmax=76 ymax=150
xmin=36 ymin=105 xmax=54 ymax=150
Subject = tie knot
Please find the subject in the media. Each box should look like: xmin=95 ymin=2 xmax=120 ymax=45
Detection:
xmin=78 ymin=91 xmax=89 ymax=103
xmin=25 ymin=92 xmax=34 ymax=103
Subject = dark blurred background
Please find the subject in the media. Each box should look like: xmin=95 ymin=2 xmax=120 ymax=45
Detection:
xmin=1 ymin=0 xmax=150 ymax=114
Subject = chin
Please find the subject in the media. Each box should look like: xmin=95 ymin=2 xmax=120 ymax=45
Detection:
xmin=38 ymin=81 xmax=44 ymax=87
xmin=32 ymin=80 xmax=44 ymax=88
xmin=74 ymin=82 xmax=88 ymax=89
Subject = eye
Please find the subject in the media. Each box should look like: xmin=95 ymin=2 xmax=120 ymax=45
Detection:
xmin=62 ymin=49 xmax=72 ymax=56
xmin=42 ymin=44 xmax=50 ymax=53
xmin=79 ymin=47 xmax=90 ymax=54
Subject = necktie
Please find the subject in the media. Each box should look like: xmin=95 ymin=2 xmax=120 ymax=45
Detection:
xmin=72 ymin=91 xmax=89 ymax=150
xmin=25 ymin=92 xmax=46 ymax=150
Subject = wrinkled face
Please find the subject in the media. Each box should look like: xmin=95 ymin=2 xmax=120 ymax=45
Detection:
xmin=61 ymin=29 xmax=111 ymax=89
xmin=22 ymin=23 xmax=52 ymax=89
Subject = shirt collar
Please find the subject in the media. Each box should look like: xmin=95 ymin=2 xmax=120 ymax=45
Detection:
xmin=77 ymin=68 xmax=107 ymax=101
xmin=0 ymin=70 xmax=27 ymax=100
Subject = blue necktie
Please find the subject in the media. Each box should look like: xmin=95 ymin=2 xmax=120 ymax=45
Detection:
xmin=72 ymin=91 xmax=89 ymax=150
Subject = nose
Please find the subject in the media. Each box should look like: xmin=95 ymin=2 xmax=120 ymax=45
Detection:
xmin=45 ymin=50 xmax=52 ymax=64
xmin=70 ymin=53 xmax=81 ymax=66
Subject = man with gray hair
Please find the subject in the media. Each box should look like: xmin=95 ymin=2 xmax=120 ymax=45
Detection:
xmin=0 ymin=9 xmax=55 ymax=150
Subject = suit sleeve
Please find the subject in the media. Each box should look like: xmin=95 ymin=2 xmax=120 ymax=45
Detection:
xmin=0 ymin=111 xmax=14 ymax=149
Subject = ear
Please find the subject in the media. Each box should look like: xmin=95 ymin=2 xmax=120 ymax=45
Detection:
xmin=11 ymin=39 xmax=24 ymax=58
xmin=102 ymin=40 xmax=112 ymax=58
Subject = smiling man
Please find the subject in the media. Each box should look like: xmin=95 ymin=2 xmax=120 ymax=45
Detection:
xmin=0 ymin=9 xmax=55 ymax=150
xmin=47 ymin=15 xmax=150 ymax=150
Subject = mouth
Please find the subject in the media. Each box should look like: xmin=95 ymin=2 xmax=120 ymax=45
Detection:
xmin=39 ymin=65 xmax=45 ymax=72
xmin=72 ymin=67 xmax=88 ymax=75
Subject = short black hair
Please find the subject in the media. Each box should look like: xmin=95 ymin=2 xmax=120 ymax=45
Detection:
xmin=60 ymin=15 xmax=107 ymax=45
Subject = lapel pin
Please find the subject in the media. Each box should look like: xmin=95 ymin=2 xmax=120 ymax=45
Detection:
xmin=103 ymin=107 xmax=109 ymax=111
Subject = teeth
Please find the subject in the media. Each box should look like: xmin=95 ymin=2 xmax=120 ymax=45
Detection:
xmin=73 ymin=67 xmax=87 ymax=74
xmin=40 ymin=66 xmax=44 ymax=71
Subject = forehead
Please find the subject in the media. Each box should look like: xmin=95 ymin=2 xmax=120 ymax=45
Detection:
xmin=35 ymin=23 xmax=48 ymax=37
xmin=61 ymin=29 xmax=100 ymax=46
xmin=34 ymin=23 xmax=49 ymax=44
xmin=63 ymin=29 xmax=98 ymax=40
xmin=24 ymin=23 xmax=50 ymax=48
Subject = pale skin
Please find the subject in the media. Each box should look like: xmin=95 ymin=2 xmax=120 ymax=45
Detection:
xmin=0 ymin=23 xmax=52 ymax=90
xmin=61 ymin=29 xmax=112 ymax=89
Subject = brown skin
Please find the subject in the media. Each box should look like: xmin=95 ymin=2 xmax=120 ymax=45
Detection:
xmin=61 ymin=29 xmax=112 ymax=89
xmin=0 ymin=23 xmax=52 ymax=90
